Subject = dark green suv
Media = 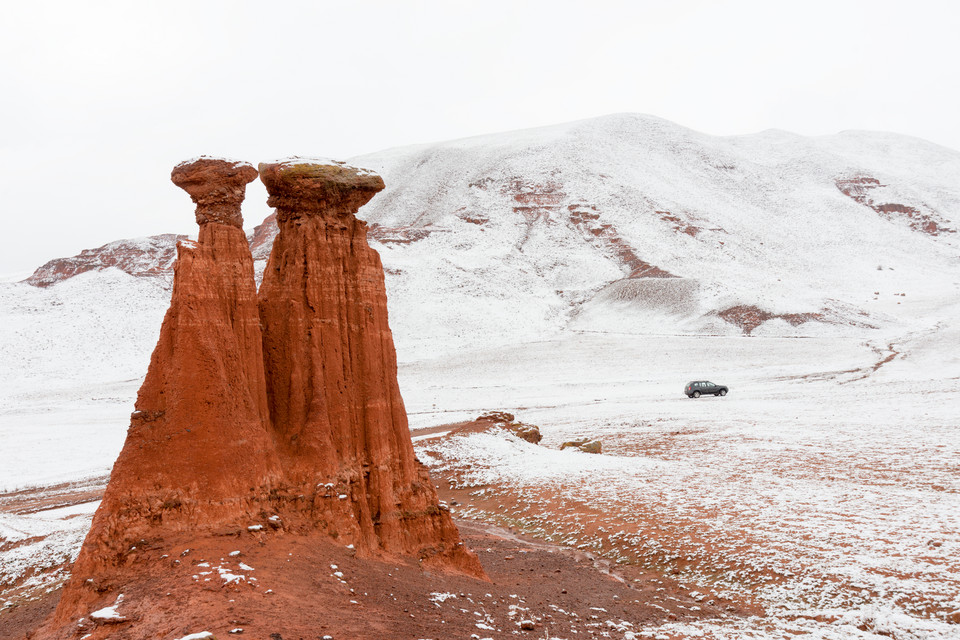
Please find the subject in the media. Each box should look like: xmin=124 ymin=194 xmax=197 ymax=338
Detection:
xmin=684 ymin=381 xmax=728 ymax=398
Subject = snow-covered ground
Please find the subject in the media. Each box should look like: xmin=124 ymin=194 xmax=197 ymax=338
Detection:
xmin=0 ymin=270 xmax=168 ymax=491
xmin=410 ymin=329 xmax=960 ymax=639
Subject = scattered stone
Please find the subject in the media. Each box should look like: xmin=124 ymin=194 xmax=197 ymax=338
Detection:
xmin=560 ymin=438 xmax=590 ymax=450
xmin=509 ymin=423 xmax=543 ymax=444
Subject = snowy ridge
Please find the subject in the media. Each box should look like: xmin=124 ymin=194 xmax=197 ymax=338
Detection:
xmin=350 ymin=113 xmax=959 ymax=352
xmin=24 ymin=234 xmax=187 ymax=288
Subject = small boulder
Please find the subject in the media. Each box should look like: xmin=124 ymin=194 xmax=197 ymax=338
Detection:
xmin=509 ymin=423 xmax=542 ymax=444
xmin=579 ymin=440 xmax=602 ymax=454
xmin=560 ymin=438 xmax=589 ymax=450
xmin=560 ymin=438 xmax=602 ymax=454
xmin=477 ymin=411 xmax=515 ymax=424
xmin=478 ymin=411 xmax=542 ymax=444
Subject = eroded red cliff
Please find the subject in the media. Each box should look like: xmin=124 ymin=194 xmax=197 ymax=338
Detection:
xmin=258 ymin=158 xmax=484 ymax=577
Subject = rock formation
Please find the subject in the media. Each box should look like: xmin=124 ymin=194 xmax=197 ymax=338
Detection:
xmin=257 ymin=158 xmax=483 ymax=574
xmin=51 ymin=157 xmax=281 ymax=625
xmin=45 ymin=156 xmax=483 ymax=637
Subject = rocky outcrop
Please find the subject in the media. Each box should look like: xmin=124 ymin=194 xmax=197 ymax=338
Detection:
xmin=477 ymin=411 xmax=543 ymax=444
xmin=24 ymin=234 xmax=187 ymax=287
xmin=51 ymin=158 xmax=279 ymax=625
xmin=47 ymin=155 xmax=484 ymax=636
xmin=248 ymin=211 xmax=278 ymax=261
xmin=257 ymin=158 xmax=484 ymax=576
xmin=172 ymin=156 xmax=259 ymax=228
xmin=716 ymin=305 xmax=821 ymax=335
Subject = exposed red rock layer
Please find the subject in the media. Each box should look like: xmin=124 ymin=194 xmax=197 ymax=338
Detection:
xmin=23 ymin=212 xmax=281 ymax=288
xmin=469 ymin=175 xmax=679 ymax=279
xmin=43 ymin=156 xmax=483 ymax=638
xmin=248 ymin=211 xmax=278 ymax=261
xmin=836 ymin=175 xmax=955 ymax=236
xmin=24 ymin=234 xmax=187 ymax=287
xmin=717 ymin=305 xmax=821 ymax=334
xmin=257 ymin=159 xmax=484 ymax=575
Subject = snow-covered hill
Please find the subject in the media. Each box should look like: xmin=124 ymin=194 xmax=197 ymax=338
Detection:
xmin=351 ymin=114 xmax=959 ymax=351
xmin=17 ymin=114 xmax=960 ymax=356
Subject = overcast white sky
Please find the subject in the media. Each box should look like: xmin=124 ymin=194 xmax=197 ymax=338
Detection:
xmin=1 ymin=0 xmax=958 ymax=274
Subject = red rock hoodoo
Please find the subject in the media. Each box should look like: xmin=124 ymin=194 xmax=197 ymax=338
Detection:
xmin=43 ymin=156 xmax=483 ymax=638
xmin=257 ymin=158 xmax=483 ymax=575
xmin=50 ymin=157 xmax=280 ymax=626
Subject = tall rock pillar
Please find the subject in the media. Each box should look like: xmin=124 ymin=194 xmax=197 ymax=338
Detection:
xmin=258 ymin=158 xmax=484 ymax=577
xmin=53 ymin=157 xmax=281 ymax=623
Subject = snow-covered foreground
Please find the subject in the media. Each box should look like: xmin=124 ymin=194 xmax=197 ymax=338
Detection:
xmin=1 ymin=327 xmax=958 ymax=638
xmin=407 ymin=332 xmax=960 ymax=639
xmin=1 ymin=270 xmax=958 ymax=638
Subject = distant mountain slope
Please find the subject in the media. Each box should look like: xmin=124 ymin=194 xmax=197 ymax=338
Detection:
xmin=25 ymin=234 xmax=187 ymax=288
xmin=350 ymin=114 xmax=959 ymax=347
xmin=13 ymin=114 xmax=960 ymax=355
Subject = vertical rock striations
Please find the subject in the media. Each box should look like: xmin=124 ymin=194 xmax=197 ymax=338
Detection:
xmin=53 ymin=157 xmax=281 ymax=624
xmin=258 ymin=158 xmax=484 ymax=577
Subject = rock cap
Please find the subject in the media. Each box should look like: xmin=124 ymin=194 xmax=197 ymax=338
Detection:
xmin=258 ymin=157 xmax=385 ymax=220
xmin=171 ymin=156 xmax=259 ymax=228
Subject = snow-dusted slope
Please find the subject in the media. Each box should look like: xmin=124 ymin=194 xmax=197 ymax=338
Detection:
xmin=351 ymin=114 xmax=959 ymax=351
xmin=0 ymin=270 xmax=170 ymax=489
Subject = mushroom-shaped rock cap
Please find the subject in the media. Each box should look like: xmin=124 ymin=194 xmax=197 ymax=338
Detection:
xmin=171 ymin=156 xmax=259 ymax=228
xmin=258 ymin=157 xmax=385 ymax=220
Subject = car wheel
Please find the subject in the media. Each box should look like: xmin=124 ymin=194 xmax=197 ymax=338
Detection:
xmin=692 ymin=391 xmax=700 ymax=398
xmin=719 ymin=389 xmax=727 ymax=396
